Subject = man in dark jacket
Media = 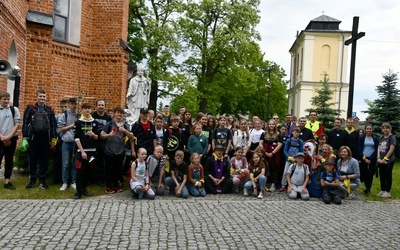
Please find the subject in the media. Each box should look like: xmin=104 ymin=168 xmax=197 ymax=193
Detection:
xmin=22 ymin=89 xmax=57 ymax=189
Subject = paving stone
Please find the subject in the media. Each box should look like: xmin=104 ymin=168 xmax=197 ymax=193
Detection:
xmin=0 ymin=192 xmax=399 ymax=248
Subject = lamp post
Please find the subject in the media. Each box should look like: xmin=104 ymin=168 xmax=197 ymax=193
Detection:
xmin=266 ymin=65 xmax=275 ymax=119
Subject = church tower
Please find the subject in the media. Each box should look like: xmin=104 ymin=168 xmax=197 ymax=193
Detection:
xmin=287 ymin=14 xmax=351 ymax=118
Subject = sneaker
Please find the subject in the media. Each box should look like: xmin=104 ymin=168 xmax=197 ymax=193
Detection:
xmin=70 ymin=183 xmax=77 ymax=190
xmin=234 ymin=186 xmax=239 ymax=193
xmin=243 ymin=188 xmax=249 ymax=196
xmin=279 ymin=187 xmax=286 ymax=192
xmin=26 ymin=181 xmax=36 ymax=189
xmin=72 ymin=193 xmax=82 ymax=199
xmin=105 ymin=187 xmax=115 ymax=194
xmin=114 ymin=188 xmax=123 ymax=193
xmin=348 ymin=192 xmax=356 ymax=199
xmin=257 ymin=191 xmax=263 ymax=199
xmin=376 ymin=191 xmax=385 ymax=197
xmin=381 ymin=191 xmax=391 ymax=198
xmin=269 ymin=184 xmax=276 ymax=192
xmin=39 ymin=181 xmax=49 ymax=189
xmin=4 ymin=182 xmax=16 ymax=190
xmin=60 ymin=183 xmax=68 ymax=191
xmin=363 ymin=189 xmax=370 ymax=195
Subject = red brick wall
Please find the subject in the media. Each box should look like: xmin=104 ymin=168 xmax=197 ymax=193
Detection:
xmin=0 ymin=0 xmax=28 ymax=103
xmin=1 ymin=0 xmax=130 ymax=114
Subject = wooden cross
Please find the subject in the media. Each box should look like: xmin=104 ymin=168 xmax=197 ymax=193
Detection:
xmin=345 ymin=16 xmax=365 ymax=118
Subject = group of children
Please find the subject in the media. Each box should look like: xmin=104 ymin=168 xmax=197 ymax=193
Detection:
xmin=127 ymin=120 xmax=343 ymax=205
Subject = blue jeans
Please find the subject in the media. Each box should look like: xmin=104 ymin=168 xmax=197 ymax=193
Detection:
xmin=244 ymin=175 xmax=267 ymax=191
xmin=62 ymin=142 xmax=76 ymax=184
xmin=165 ymin=177 xmax=189 ymax=198
xmin=187 ymin=183 xmax=206 ymax=197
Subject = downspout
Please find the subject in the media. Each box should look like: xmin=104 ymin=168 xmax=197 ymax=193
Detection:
xmin=338 ymin=34 xmax=345 ymax=117
xmin=290 ymin=51 xmax=295 ymax=115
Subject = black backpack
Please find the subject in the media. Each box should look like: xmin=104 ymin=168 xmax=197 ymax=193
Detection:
xmin=389 ymin=135 xmax=400 ymax=159
xmin=31 ymin=107 xmax=50 ymax=135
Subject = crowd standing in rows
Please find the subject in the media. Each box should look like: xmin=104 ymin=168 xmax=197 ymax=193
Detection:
xmin=0 ymin=90 xmax=397 ymax=201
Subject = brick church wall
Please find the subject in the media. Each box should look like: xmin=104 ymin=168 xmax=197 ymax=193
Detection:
xmin=1 ymin=0 xmax=130 ymax=114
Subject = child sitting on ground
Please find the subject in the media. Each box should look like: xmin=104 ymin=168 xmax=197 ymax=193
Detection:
xmin=230 ymin=147 xmax=249 ymax=192
xmin=130 ymin=148 xmax=155 ymax=200
xmin=187 ymin=153 xmax=206 ymax=197
xmin=320 ymin=157 xmax=342 ymax=205
xmin=147 ymin=145 xmax=167 ymax=195
xmin=286 ymin=152 xmax=310 ymax=200
xmin=164 ymin=150 xmax=189 ymax=198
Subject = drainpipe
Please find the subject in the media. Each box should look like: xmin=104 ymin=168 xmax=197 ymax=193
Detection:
xmin=338 ymin=34 xmax=345 ymax=117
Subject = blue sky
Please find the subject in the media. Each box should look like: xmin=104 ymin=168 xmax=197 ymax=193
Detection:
xmin=258 ymin=0 xmax=400 ymax=120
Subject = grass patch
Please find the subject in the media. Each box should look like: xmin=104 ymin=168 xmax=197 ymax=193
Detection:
xmin=0 ymin=172 xmax=129 ymax=199
xmin=361 ymin=161 xmax=400 ymax=201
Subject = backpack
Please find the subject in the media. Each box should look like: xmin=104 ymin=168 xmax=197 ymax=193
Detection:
xmin=389 ymin=135 xmax=400 ymax=159
xmin=104 ymin=120 xmax=126 ymax=156
xmin=31 ymin=107 xmax=50 ymax=135
xmin=10 ymin=106 xmax=15 ymax=118
xmin=289 ymin=163 xmax=308 ymax=183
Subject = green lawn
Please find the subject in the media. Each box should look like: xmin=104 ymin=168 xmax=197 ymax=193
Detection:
xmin=0 ymin=172 xmax=130 ymax=199
xmin=361 ymin=161 xmax=400 ymax=201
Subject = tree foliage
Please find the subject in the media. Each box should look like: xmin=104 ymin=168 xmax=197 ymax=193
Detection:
xmin=128 ymin=0 xmax=183 ymax=110
xmin=305 ymin=73 xmax=341 ymax=129
xmin=364 ymin=70 xmax=400 ymax=134
xmin=127 ymin=0 xmax=288 ymax=118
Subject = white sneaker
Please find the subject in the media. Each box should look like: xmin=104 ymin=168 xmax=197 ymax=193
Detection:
xmin=269 ymin=183 xmax=276 ymax=192
xmin=60 ymin=183 xmax=68 ymax=191
xmin=377 ymin=191 xmax=385 ymax=197
xmin=381 ymin=191 xmax=391 ymax=198
xmin=70 ymin=183 xmax=77 ymax=190
xmin=348 ymin=192 xmax=355 ymax=199
xmin=257 ymin=191 xmax=263 ymax=199
xmin=244 ymin=188 xmax=249 ymax=196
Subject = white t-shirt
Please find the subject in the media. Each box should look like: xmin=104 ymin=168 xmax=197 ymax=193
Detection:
xmin=287 ymin=164 xmax=310 ymax=186
xmin=250 ymin=129 xmax=264 ymax=144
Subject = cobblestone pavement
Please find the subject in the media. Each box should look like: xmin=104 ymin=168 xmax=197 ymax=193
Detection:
xmin=0 ymin=191 xmax=399 ymax=249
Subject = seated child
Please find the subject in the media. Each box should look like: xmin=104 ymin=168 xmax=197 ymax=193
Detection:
xmin=187 ymin=153 xmax=206 ymax=197
xmin=243 ymin=152 xmax=267 ymax=199
xmin=286 ymin=152 xmax=310 ymax=200
xmin=147 ymin=145 xmax=167 ymax=195
xmin=230 ymin=147 xmax=249 ymax=192
xmin=320 ymin=158 xmax=342 ymax=205
xmin=130 ymin=148 xmax=155 ymax=200
xmin=164 ymin=150 xmax=189 ymax=198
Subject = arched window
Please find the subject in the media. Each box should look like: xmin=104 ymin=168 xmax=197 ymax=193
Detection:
xmin=321 ymin=45 xmax=331 ymax=69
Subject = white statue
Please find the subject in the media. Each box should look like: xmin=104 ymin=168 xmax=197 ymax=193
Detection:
xmin=126 ymin=63 xmax=150 ymax=122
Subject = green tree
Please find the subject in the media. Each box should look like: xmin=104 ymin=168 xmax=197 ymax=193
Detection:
xmin=177 ymin=0 xmax=263 ymax=112
xmin=128 ymin=0 xmax=183 ymax=110
xmin=305 ymin=73 xmax=341 ymax=129
xmin=364 ymin=70 xmax=400 ymax=134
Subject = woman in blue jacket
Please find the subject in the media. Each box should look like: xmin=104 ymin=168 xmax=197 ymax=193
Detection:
xmin=357 ymin=124 xmax=379 ymax=195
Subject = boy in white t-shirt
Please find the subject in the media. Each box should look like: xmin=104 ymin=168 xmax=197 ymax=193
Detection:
xmin=286 ymin=152 xmax=310 ymax=200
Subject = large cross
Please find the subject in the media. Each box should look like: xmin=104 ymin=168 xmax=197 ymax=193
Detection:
xmin=345 ymin=16 xmax=365 ymax=118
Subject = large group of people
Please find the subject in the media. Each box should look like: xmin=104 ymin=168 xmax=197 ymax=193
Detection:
xmin=0 ymin=90 xmax=397 ymax=202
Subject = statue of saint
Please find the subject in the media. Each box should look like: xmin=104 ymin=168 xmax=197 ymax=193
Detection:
xmin=126 ymin=63 xmax=150 ymax=122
